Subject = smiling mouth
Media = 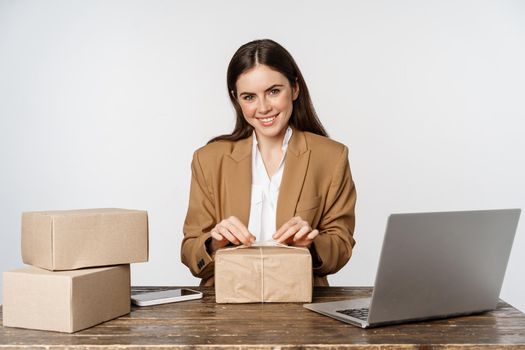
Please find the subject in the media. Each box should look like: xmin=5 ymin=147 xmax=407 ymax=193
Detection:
xmin=257 ymin=114 xmax=278 ymax=126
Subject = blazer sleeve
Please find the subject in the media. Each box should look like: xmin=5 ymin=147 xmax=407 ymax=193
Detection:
xmin=181 ymin=150 xmax=217 ymax=281
xmin=312 ymin=145 xmax=356 ymax=277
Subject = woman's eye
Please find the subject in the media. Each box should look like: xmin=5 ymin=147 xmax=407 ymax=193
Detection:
xmin=270 ymin=89 xmax=280 ymax=95
xmin=243 ymin=95 xmax=254 ymax=101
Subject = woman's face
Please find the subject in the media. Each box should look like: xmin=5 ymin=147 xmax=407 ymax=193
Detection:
xmin=235 ymin=64 xmax=299 ymax=141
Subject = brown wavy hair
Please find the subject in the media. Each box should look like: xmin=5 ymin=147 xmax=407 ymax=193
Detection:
xmin=208 ymin=39 xmax=328 ymax=143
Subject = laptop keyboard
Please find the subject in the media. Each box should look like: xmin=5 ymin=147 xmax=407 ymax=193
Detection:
xmin=336 ymin=307 xmax=369 ymax=321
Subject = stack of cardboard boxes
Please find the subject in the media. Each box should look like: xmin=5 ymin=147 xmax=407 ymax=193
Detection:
xmin=2 ymin=208 xmax=149 ymax=333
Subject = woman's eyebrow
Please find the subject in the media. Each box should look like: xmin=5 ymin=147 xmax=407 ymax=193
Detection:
xmin=239 ymin=84 xmax=285 ymax=96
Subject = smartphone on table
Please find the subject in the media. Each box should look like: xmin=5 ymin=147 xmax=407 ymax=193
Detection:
xmin=131 ymin=288 xmax=203 ymax=306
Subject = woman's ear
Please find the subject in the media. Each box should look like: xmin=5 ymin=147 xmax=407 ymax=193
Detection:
xmin=292 ymin=79 xmax=300 ymax=101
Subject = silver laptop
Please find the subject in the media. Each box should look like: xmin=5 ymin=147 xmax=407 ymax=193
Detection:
xmin=304 ymin=209 xmax=521 ymax=328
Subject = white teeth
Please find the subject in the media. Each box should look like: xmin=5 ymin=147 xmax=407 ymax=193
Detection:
xmin=260 ymin=116 xmax=276 ymax=123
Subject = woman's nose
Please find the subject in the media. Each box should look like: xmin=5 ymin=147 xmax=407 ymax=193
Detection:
xmin=257 ymin=97 xmax=271 ymax=114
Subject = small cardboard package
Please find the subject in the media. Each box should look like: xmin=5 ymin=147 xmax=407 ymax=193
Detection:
xmin=22 ymin=208 xmax=148 ymax=270
xmin=215 ymin=243 xmax=312 ymax=303
xmin=2 ymin=265 xmax=131 ymax=333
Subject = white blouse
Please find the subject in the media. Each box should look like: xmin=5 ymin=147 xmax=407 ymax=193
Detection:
xmin=248 ymin=127 xmax=293 ymax=242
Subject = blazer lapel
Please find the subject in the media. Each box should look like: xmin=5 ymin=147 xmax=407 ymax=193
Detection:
xmin=276 ymin=130 xmax=310 ymax=229
xmin=223 ymin=136 xmax=252 ymax=226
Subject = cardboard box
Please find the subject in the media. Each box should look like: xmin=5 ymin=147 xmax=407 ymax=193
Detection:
xmin=2 ymin=265 xmax=131 ymax=333
xmin=215 ymin=245 xmax=312 ymax=303
xmin=22 ymin=208 xmax=148 ymax=270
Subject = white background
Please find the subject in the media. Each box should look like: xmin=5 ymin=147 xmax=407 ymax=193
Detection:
xmin=1 ymin=0 xmax=524 ymax=311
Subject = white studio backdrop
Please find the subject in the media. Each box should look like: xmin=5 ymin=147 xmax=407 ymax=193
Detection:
xmin=1 ymin=0 xmax=524 ymax=310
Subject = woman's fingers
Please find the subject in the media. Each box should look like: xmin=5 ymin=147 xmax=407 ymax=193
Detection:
xmin=228 ymin=216 xmax=256 ymax=244
xmin=273 ymin=217 xmax=300 ymax=241
xmin=276 ymin=224 xmax=300 ymax=243
xmin=306 ymin=229 xmax=319 ymax=240
xmin=212 ymin=215 xmax=317 ymax=247
xmin=276 ymin=217 xmax=306 ymax=244
xmin=215 ymin=224 xmax=239 ymax=245
xmin=210 ymin=216 xmax=256 ymax=246
xmin=292 ymin=229 xmax=319 ymax=248
xmin=274 ymin=216 xmax=318 ymax=247
xmin=210 ymin=228 xmax=226 ymax=242
xmin=293 ymin=225 xmax=312 ymax=241
xmin=221 ymin=219 xmax=251 ymax=246
xmin=273 ymin=221 xmax=292 ymax=240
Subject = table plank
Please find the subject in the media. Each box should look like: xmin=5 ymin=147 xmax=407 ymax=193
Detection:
xmin=1 ymin=287 xmax=525 ymax=349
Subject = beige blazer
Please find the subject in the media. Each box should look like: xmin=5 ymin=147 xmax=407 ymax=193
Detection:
xmin=181 ymin=129 xmax=357 ymax=286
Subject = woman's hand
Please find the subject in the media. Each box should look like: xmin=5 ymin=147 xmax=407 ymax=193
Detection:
xmin=208 ymin=216 xmax=256 ymax=253
xmin=273 ymin=216 xmax=319 ymax=248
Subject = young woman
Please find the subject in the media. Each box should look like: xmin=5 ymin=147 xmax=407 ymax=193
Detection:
xmin=181 ymin=39 xmax=356 ymax=286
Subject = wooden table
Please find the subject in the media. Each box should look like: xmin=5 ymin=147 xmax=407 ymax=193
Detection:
xmin=1 ymin=286 xmax=525 ymax=349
